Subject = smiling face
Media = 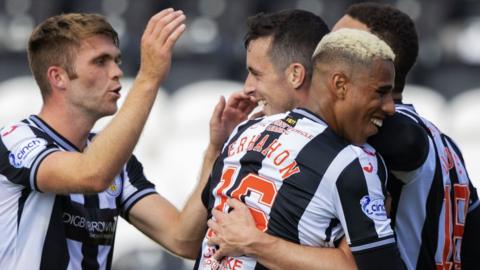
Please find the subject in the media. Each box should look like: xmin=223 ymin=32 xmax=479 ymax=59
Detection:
xmin=330 ymin=17 xmax=397 ymax=144
xmin=337 ymin=58 xmax=395 ymax=145
xmin=243 ymin=36 xmax=298 ymax=115
xmin=66 ymin=34 xmax=123 ymax=119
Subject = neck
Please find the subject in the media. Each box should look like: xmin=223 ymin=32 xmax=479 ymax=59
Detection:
xmin=304 ymin=86 xmax=343 ymax=141
xmin=304 ymin=90 xmax=336 ymax=126
xmin=296 ymin=82 xmax=312 ymax=108
xmin=38 ymin=103 xmax=95 ymax=151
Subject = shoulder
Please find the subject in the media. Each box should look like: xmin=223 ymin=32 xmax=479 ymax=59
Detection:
xmin=1 ymin=121 xmax=50 ymax=149
xmin=335 ymin=144 xmax=385 ymax=189
xmin=368 ymin=112 xmax=429 ymax=171
xmin=0 ymin=121 xmax=56 ymax=170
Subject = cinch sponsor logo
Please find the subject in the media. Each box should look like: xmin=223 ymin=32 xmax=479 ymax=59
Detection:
xmin=8 ymin=138 xmax=47 ymax=168
xmin=360 ymin=195 xmax=387 ymax=221
xmin=63 ymin=212 xmax=117 ymax=234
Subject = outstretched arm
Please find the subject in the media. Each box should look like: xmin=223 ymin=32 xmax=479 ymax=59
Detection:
xmin=37 ymin=9 xmax=186 ymax=194
xmin=128 ymin=92 xmax=256 ymax=258
xmin=207 ymin=199 xmax=357 ymax=270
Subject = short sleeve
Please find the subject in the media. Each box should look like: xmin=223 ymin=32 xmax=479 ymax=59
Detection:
xmin=119 ymin=155 xmax=157 ymax=220
xmin=333 ymin=150 xmax=396 ymax=255
xmin=0 ymin=123 xmax=60 ymax=191
xmin=368 ymin=113 xmax=429 ymax=171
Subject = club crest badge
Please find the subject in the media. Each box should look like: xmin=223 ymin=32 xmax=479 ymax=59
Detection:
xmin=106 ymin=177 xmax=122 ymax=197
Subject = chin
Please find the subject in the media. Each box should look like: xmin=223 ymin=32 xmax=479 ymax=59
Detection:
xmin=98 ymin=108 xmax=117 ymax=118
xmin=351 ymin=137 xmax=368 ymax=146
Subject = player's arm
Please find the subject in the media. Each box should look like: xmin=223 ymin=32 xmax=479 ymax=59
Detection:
xmin=208 ymin=199 xmax=357 ymax=270
xmin=334 ymin=151 xmax=405 ymax=270
xmin=368 ymin=112 xmax=429 ymax=171
xmin=127 ymin=141 xmax=221 ymax=259
xmin=36 ymin=9 xmax=186 ymax=194
xmin=125 ymin=93 xmax=256 ymax=258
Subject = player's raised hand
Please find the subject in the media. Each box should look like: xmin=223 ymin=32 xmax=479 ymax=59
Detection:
xmin=138 ymin=8 xmax=186 ymax=86
xmin=209 ymin=91 xmax=257 ymax=151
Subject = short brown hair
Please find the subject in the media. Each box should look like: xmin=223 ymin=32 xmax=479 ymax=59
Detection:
xmin=28 ymin=13 xmax=119 ymax=100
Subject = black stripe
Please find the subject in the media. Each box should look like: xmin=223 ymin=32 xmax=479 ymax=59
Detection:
xmin=123 ymin=155 xmax=155 ymax=191
xmin=17 ymin=187 xmax=31 ymax=228
xmin=267 ymin=127 xmax=347 ymax=243
xmin=336 ymin=160 xmax=380 ymax=247
xmin=40 ymin=196 xmax=69 ymax=270
xmin=117 ymin=170 xmax=127 ymax=218
xmin=254 ymin=264 xmax=269 ymax=270
xmin=81 ymin=195 xmax=100 ymax=270
xmin=0 ymin=139 xmax=29 ymax=186
xmin=106 ymin=239 xmax=115 ymax=270
xmin=325 ymin=218 xmax=340 ymax=242
xmin=82 ymin=243 xmax=99 ymax=270
xmin=387 ymin=172 xmax=404 ymax=226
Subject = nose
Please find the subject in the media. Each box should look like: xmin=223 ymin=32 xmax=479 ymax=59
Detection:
xmin=244 ymin=73 xmax=256 ymax=96
xmin=111 ymin=62 xmax=123 ymax=80
xmin=382 ymin=93 xmax=395 ymax=115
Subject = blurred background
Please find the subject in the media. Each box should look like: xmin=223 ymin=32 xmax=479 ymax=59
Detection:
xmin=0 ymin=0 xmax=479 ymax=269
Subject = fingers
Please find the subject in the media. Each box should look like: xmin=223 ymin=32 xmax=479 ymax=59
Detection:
xmin=210 ymin=96 xmax=226 ymax=126
xmin=207 ymin=233 xmax=220 ymax=246
xmin=207 ymin=216 xmax=219 ymax=232
xmin=164 ymin=22 xmax=186 ymax=50
xmin=211 ymin=208 xmax=227 ymax=223
xmin=227 ymin=92 xmax=255 ymax=109
xmin=226 ymin=91 xmax=249 ymax=105
xmin=242 ymin=99 xmax=259 ymax=115
xmin=138 ymin=8 xmax=186 ymax=84
xmin=144 ymin=8 xmax=174 ymax=36
xmin=144 ymin=9 xmax=186 ymax=49
xmin=226 ymin=198 xmax=246 ymax=209
xmin=154 ymin=10 xmax=186 ymax=48
xmin=213 ymin=248 xmax=225 ymax=261
xmin=206 ymin=235 xmax=225 ymax=262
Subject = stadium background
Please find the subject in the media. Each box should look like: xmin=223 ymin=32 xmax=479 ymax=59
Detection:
xmin=0 ymin=0 xmax=479 ymax=269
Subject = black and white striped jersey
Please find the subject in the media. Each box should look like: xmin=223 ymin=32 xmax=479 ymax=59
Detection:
xmin=0 ymin=115 xmax=156 ymax=270
xmin=369 ymin=103 xmax=480 ymax=270
xmin=196 ymin=108 xmax=397 ymax=270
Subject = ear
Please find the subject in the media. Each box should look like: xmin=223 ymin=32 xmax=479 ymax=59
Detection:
xmin=331 ymin=72 xmax=348 ymax=99
xmin=285 ymin=63 xmax=306 ymax=89
xmin=46 ymin=66 xmax=69 ymax=91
